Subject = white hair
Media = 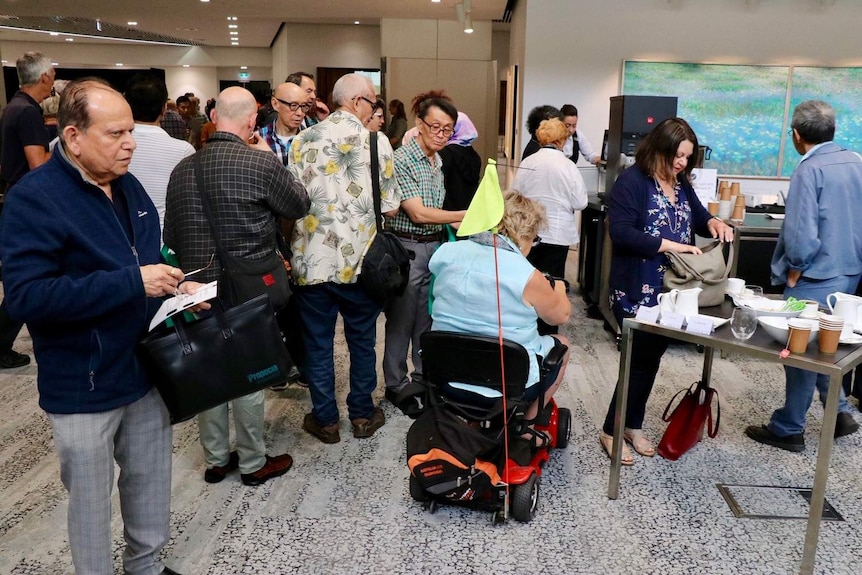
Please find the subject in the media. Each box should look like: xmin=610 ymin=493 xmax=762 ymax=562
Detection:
xmin=332 ymin=74 xmax=372 ymax=107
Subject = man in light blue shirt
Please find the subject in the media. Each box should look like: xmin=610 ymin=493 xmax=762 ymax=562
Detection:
xmin=747 ymin=100 xmax=862 ymax=451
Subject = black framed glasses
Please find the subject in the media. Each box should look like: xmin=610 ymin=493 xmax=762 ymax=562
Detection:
xmin=419 ymin=117 xmax=454 ymax=138
xmin=274 ymin=97 xmax=312 ymax=112
xmin=356 ymin=95 xmax=375 ymax=107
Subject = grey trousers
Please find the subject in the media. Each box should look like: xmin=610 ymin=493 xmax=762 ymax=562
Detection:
xmin=383 ymin=239 xmax=438 ymax=390
xmin=48 ymin=387 xmax=172 ymax=575
xmin=197 ymin=390 xmax=266 ymax=474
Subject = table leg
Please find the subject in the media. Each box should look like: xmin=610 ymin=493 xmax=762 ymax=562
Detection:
xmin=608 ymin=321 xmax=633 ymax=499
xmin=701 ymin=346 xmax=715 ymax=386
xmin=799 ymin=372 xmax=840 ymax=575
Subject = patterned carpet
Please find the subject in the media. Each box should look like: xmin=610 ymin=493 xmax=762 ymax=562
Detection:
xmin=1 ymin=274 xmax=861 ymax=574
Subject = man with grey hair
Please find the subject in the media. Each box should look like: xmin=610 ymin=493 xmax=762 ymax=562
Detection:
xmin=165 ymin=86 xmax=309 ymax=485
xmin=747 ymin=99 xmax=862 ymax=451
xmin=0 ymin=51 xmax=55 ymax=370
xmin=0 ymin=77 xmax=192 ymax=575
xmin=289 ymin=73 xmax=400 ymax=444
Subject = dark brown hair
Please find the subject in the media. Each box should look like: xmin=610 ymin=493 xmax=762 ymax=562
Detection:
xmin=410 ymin=90 xmax=457 ymax=124
xmin=635 ymin=117 xmax=698 ymax=182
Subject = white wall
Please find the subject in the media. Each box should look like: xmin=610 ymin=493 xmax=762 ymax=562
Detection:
xmin=518 ymin=0 xmax=862 ymax=177
xmin=273 ymin=23 xmax=381 ymax=82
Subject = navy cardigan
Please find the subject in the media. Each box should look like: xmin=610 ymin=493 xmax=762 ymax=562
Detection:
xmin=607 ymin=165 xmax=714 ymax=305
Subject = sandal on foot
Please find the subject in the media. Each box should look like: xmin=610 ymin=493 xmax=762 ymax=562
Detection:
xmin=623 ymin=428 xmax=656 ymax=457
xmin=599 ymin=432 xmax=634 ymax=466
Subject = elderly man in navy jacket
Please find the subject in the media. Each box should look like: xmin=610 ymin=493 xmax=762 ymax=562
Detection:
xmin=0 ymin=78 xmax=195 ymax=575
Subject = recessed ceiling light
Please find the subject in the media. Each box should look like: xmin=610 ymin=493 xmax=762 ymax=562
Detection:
xmin=115 ymin=63 xmax=123 ymax=66
xmin=65 ymin=38 xmax=74 ymax=42
xmin=354 ymin=21 xmax=360 ymax=25
xmin=230 ymin=31 xmax=238 ymax=35
xmin=200 ymin=0 xmax=210 ymax=3
xmin=182 ymin=64 xmax=190 ymax=68
xmin=49 ymin=32 xmax=59 ymax=36
xmin=228 ymin=24 xmax=238 ymax=28
xmin=128 ymin=21 xmax=137 ymax=26
xmin=51 ymin=62 xmax=59 ymax=66
xmin=1 ymin=60 xmax=6 ymax=64
xmin=240 ymin=66 xmax=248 ymax=70
xmin=432 ymin=0 xmax=442 ymax=3
xmin=231 ymin=42 xmax=239 ymax=46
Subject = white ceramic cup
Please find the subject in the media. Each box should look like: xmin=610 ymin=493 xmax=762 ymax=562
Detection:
xmin=726 ymin=278 xmax=745 ymax=295
xmin=800 ymin=300 xmax=819 ymax=319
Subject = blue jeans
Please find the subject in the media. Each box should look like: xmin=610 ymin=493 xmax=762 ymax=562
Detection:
xmin=295 ymin=282 xmax=382 ymax=425
xmin=769 ymin=274 xmax=860 ymax=436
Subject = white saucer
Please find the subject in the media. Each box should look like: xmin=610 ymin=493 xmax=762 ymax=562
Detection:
xmin=839 ymin=333 xmax=862 ymax=345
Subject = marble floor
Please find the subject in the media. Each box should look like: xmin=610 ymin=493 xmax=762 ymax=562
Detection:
xmin=1 ymin=268 xmax=862 ymax=575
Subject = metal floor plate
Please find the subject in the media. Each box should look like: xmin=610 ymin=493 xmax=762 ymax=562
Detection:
xmin=716 ymin=484 xmax=844 ymax=521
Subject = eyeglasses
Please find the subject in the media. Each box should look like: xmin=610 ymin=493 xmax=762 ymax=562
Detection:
xmin=274 ymin=97 xmax=311 ymax=112
xmin=531 ymin=235 xmax=542 ymax=246
xmin=787 ymin=127 xmax=795 ymax=136
xmin=419 ymin=117 xmax=454 ymax=138
xmin=372 ymin=112 xmax=384 ymax=119
xmin=357 ymin=95 xmax=375 ymax=107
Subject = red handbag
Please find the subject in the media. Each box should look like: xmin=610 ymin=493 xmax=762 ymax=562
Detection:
xmin=657 ymin=380 xmax=720 ymax=461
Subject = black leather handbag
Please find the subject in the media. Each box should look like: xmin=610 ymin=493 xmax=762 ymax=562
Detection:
xmin=139 ymin=295 xmax=291 ymax=424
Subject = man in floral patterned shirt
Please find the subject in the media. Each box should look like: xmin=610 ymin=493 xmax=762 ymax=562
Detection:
xmin=289 ymin=74 xmax=400 ymax=444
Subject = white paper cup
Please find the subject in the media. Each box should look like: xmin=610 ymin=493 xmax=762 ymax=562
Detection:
xmin=726 ymin=278 xmax=745 ymax=295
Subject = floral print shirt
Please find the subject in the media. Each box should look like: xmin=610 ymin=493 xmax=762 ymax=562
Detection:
xmin=612 ymin=181 xmax=693 ymax=315
xmin=288 ymin=110 xmax=401 ymax=285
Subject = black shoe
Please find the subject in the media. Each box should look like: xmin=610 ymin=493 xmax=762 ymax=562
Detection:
xmin=240 ymin=453 xmax=294 ymax=486
xmin=160 ymin=568 xmax=181 ymax=575
xmin=203 ymin=451 xmax=239 ymax=484
xmin=745 ymin=424 xmax=805 ymax=452
xmin=351 ymin=407 xmax=385 ymax=438
xmin=0 ymin=349 xmax=30 ymax=369
xmin=302 ymin=413 xmax=340 ymax=443
xmin=834 ymin=412 xmax=860 ymax=438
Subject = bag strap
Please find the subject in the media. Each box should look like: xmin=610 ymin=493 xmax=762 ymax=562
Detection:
xmin=369 ymin=133 xmax=384 ymax=232
xmin=193 ymin=153 xmax=233 ymax=270
xmin=660 ymin=382 xmax=697 ymax=422
xmin=706 ymin=388 xmax=721 ymax=438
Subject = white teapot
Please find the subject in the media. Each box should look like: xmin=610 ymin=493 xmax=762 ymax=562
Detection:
xmin=827 ymin=292 xmax=862 ymax=330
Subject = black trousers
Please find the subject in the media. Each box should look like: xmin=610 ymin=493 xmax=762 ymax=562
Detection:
xmin=602 ymin=300 xmax=669 ymax=435
xmin=527 ymin=243 xmax=569 ymax=335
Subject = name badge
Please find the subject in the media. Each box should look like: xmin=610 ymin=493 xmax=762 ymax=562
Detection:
xmin=659 ymin=311 xmax=685 ymax=330
xmin=685 ymin=315 xmax=714 ymax=336
xmin=635 ymin=305 xmax=660 ymax=324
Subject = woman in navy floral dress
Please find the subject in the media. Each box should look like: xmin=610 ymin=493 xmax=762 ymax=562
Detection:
xmin=599 ymin=118 xmax=734 ymax=465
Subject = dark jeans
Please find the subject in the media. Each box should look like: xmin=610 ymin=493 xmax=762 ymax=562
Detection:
xmin=602 ymin=300 xmax=669 ymax=435
xmin=276 ymin=295 xmax=305 ymax=372
xmin=527 ymin=243 xmax=569 ymax=335
xmin=0 ymin=299 xmax=23 ymax=352
xmin=294 ymin=282 xmax=382 ymax=425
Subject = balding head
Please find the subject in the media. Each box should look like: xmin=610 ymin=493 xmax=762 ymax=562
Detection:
xmin=271 ymin=82 xmax=309 ymax=133
xmin=213 ymin=86 xmax=258 ymax=140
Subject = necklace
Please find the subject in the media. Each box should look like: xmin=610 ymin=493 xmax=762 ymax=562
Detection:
xmin=653 ymin=176 xmax=681 ymax=235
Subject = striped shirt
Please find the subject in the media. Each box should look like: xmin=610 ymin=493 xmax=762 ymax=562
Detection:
xmin=129 ymin=123 xmax=195 ymax=233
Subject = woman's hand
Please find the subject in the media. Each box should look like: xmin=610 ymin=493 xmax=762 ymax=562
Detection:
xmin=659 ymin=239 xmax=702 ymax=255
xmin=707 ymin=217 xmax=734 ymax=243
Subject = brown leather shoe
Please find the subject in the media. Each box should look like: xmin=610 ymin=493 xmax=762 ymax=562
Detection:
xmin=351 ymin=407 xmax=385 ymax=438
xmin=203 ymin=451 xmax=239 ymax=484
xmin=240 ymin=453 xmax=294 ymax=486
xmin=302 ymin=412 xmax=340 ymax=444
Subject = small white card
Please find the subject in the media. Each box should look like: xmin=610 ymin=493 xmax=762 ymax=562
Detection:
xmin=148 ymin=281 xmax=218 ymax=331
xmin=635 ymin=305 xmax=660 ymax=324
xmin=685 ymin=315 xmax=714 ymax=335
xmin=659 ymin=311 xmax=685 ymax=329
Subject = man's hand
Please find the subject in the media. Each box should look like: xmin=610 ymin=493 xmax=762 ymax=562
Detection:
xmin=313 ymin=100 xmax=330 ymax=121
xmin=177 ymin=281 xmax=213 ymax=312
xmin=248 ymin=131 xmax=272 ymax=152
xmin=141 ymin=264 xmax=183 ymax=297
xmin=787 ymin=269 xmax=802 ymax=288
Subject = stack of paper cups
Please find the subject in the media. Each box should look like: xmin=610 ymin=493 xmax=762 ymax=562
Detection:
xmin=718 ymin=200 xmax=733 ymax=220
xmin=730 ymin=182 xmax=741 ymax=196
xmin=731 ymin=194 xmax=746 ymax=223
xmin=819 ymin=315 xmax=844 ymax=354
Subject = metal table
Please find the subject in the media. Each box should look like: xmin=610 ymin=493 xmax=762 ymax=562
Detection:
xmin=606 ymin=301 xmax=862 ymax=575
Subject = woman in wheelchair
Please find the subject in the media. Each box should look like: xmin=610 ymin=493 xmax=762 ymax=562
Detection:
xmin=427 ymin=191 xmax=571 ymax=445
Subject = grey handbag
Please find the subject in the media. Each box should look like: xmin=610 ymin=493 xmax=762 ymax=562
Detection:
xmin=662 ymin=241 xmax=734 ymax=307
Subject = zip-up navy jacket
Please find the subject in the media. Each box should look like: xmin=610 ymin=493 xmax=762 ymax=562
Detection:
xmin=0 ymin=146 xmax=162 ymax=414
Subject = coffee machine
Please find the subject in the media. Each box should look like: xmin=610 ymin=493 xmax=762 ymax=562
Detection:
xmin=604 ymin=95 xmax=678 ymax=195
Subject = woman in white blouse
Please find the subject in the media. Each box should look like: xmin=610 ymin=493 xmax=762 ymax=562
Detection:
xmin=512 ymin=117 xmax=587 ymax=333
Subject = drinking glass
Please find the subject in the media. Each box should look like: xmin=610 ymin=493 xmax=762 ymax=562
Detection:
xmin=730 ymin=306 xmax=758 ymax=340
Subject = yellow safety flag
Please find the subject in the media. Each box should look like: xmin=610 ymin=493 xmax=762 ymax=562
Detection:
xmin=456 ymin=158 xmax=504 ymax=237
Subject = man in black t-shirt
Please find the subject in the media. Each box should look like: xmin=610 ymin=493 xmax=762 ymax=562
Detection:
xmin=0 ymin=51 xmax=54 ymax=369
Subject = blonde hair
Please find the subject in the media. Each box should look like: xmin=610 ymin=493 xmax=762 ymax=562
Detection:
xmin=497 ymin=190 xmax=546 ymax=244
xmin=536 ymin=118 xmax=568 ymax=147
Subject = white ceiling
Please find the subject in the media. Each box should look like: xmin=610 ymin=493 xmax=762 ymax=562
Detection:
xmin=0 ymin=0 xmax=510 ymax=48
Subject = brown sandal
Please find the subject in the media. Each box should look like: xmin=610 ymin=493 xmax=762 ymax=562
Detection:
xmin=623 ymin=428 xmax=656 ymax=457
xmin=599 ymin=432 xmax=634 ymax=466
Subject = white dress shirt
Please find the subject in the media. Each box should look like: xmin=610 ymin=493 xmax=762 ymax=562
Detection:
xmin=512 ymin=147 xmax=588 ymax=246
xmin=563 ymin=128 xmax=598 ymax=164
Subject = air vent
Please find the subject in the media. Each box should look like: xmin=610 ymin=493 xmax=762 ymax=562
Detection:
xmin=0 ymin=15 xmax=202 ymax=46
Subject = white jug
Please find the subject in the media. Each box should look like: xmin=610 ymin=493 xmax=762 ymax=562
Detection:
xmin=827 ymin=292 xmax=862 ymax=330
xmin=675 ymin=287 xmax=702 ymax=317
xmin=658 ymin=289 xmax=679 ymax=312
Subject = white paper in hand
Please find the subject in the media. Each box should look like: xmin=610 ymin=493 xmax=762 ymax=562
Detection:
xmin=148 ymin=281 xmax=218 ymax=331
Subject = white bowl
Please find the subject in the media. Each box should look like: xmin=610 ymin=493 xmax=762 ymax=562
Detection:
xmin=733 ymin=296 xmax=804 ymax=318
xmin=757 ymin=316 xmax=819 ymax=345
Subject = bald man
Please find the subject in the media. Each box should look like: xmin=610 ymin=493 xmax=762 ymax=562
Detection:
xmin=258 ymin=82 xmax=311 ymax=166
xmin=164 ymin=86 xmax=310 ymax=486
